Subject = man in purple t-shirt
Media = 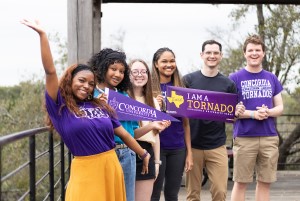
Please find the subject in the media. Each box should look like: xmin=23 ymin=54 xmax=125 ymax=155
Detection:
xmin=229 ymin=35 xmax=284 ymax=201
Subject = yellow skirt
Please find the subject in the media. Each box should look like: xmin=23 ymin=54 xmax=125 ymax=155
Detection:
xmin=65 ymin=149 xmax=126 ymax=201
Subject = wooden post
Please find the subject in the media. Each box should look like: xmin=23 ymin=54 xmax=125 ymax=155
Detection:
xmin=67 ymin=0 xmax=101 ymax=65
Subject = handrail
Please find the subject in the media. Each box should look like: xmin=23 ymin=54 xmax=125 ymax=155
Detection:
xmin=0 ymin=127 xmax=49 ymax=147
xmin=0 ymin=127 xmax=70 ymax=201
xmin=0 ymin=114 xmax=299 ymax=200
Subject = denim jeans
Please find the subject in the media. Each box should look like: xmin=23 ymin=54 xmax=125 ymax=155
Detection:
xmin=116 ymin=147 xmax=136 ymax=201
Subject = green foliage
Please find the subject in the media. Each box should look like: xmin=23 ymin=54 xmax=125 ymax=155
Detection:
xmin=283 ymin=90 xmax=300 ymax=114
xmin=228 ymin=5 xmax=300 ymax=91
xmin=48 ymin=32 xmax=68 ymax=76
xmin=229 ymin=5 xmax=252 ymax=21
xmin=0 ymin=31 xmax=69 ymax=200
xmin=262 ymin=5 xmax=300 ymax=88
xmin=1 ymin=134 xmax=69 ymax=200
xmin=0 ymin=32 xmax=67 ymax=136
xmin=220 ymin=45 xmax=245 ymax=76
xmin=224 ymin=4 xmax=300 ymax=169
xmin=0 ymin=81 xmax=45 ymax=136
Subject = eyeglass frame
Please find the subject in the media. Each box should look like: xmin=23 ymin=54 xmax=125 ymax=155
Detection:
xmin=130 ymin=69 xmax=148 ymax=77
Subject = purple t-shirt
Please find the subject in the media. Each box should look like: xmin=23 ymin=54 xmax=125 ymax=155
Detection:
xmin=229 ymin=68 xmax=283 ymax=138
xmin=45 ymin=90 xmax=121 ymax=156
xmin=159 ymin=82 xmax=185 ymax=150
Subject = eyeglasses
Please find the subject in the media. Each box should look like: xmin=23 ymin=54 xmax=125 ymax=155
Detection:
xmin=203 ymin=51 xmax=221 ymax=56
xmin=130 ymin=69 xmax=148 ymax=77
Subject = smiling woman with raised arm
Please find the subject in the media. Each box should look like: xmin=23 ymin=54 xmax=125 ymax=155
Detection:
xmin=20 ymin=19 xmax=150 ymax=201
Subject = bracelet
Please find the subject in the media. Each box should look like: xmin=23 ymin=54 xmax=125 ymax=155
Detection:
xmin=138 ymin=149 xmax=149 ymax=160
xmin=154 ymin=160 xmax=162 ymax=165
xmin=250 ymin=111 xmax=255 ymax=119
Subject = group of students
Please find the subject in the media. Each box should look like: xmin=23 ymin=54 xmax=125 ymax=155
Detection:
xmin=21 ymin=18 xmax=283 ymax=201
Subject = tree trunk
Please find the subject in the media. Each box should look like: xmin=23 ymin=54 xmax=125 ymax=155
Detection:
xmin=256 ymin=4 xmax=269 ymax=71
xmin=278 ymin=123 xmax=300 ymax=170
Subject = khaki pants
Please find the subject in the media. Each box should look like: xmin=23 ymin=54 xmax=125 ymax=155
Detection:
xmin=186 ymin=146 xmax=228 ymax=201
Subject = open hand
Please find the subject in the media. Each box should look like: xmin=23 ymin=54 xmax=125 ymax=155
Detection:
xmin=20 ymin=19 xmax=46 ymax=35
xmin=151 ymin=120 xmax=171 ymax=133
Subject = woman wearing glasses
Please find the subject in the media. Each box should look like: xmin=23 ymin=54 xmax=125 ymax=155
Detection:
xmin=127 ymin=59 xmax=171 ymax=201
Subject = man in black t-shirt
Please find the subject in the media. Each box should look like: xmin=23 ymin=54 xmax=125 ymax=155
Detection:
xmin=183 ymin=40 xmax=239 ymax=201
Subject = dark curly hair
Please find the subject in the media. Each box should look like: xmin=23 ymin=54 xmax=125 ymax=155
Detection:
xmin=88 ymin=48 xmax=130 ymax=92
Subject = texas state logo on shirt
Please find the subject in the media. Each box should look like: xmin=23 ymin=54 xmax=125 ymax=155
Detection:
xmin=74 ymin=107 xmax=109 ymax=119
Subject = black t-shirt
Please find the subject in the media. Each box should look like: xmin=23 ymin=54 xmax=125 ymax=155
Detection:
xmin=183 ymin=70 xmax=237 ymax=150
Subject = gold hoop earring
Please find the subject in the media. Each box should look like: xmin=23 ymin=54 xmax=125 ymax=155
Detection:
xmin=87 ymin=94 xmax=93 ymax=101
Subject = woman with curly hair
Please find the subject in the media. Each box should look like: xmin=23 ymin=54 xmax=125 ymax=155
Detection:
xmin=89 ymin=49 xmax=169 ymax=201
xmin=21 ymin=19 xmax=150 ymax=201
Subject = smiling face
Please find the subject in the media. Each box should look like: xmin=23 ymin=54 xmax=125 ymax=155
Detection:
xmin=129 ymin=61 xmax=148 ymax=89
xmin=155 ymin=51 xmax=176 ymax=80
xmin=71 ymin=70 xmax=95 ymax=101
xmin=201 ymin=44 xmax=222 ymax=69
xmin=244 ymin=43 xmax=265 ymax=68
xmin=104 ymin=62 xmax=125 ymax=89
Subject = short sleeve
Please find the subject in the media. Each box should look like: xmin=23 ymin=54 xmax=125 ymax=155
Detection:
xmin=45 ymin=90 xmax=64 ymax=119
xmin=110 ymin=115 xmax=121 ymax=129
xmin=273 ymin=76 xmax=283 ymax=96
xmin=229 ymin=81 xmax=237 ymax=94
xmin=132 ymin=121 xmax=139 ymax=130
xmin=182 ymin=74 xmax=190 ymax=88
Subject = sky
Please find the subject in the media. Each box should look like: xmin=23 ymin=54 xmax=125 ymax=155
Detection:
xmin=0 ymin=1 xmax=257 ymax=86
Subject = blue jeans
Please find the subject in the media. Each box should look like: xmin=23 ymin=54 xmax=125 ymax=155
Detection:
xmin=116 ymin=147 xmax=136 ymax=201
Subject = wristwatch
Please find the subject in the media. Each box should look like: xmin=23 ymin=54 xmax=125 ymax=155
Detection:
xmin=154 ymin=160 xmax=162 ymax=165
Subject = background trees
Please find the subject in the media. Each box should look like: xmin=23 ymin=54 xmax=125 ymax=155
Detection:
xmin=219 ymin=4 xmax=300 ymax=169
xmin=1 ymin=4 xmax=299 ymax=169
xmin=0 ymin=81 xmax=45 ymax=135
xmin=0 ymin=32 xmax=66 ymax=136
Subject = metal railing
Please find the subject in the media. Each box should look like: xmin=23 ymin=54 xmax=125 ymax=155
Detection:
xmin=277 ymin=114 xmax=300 ymax=170
xmin=0 ymin=127 xmax=71 ymax=201
xmin=0 ymin=114 xmax=299 ymax=200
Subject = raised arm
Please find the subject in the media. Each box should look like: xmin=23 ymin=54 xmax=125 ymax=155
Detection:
xmin=20 ymin=19 xmax=58 ymax=101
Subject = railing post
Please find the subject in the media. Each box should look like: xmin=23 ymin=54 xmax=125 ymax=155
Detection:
xmin=0 ymin=127 xmax=72 ymax=200
xmin=60 ymin=140 xmax=65 ymax=201
xmin=48 ymin=131 xmax=54 ymax=201
xmin=68 ymin=151 xmax=72 ymax=176
xmin=0 ymin=148 xmax=2 ymax=201
xmin=29 ymin=135 xmax=36 ymax=201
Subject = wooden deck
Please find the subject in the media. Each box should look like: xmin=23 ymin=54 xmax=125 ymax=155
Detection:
xmin=161 ymin=171 xmax=300 ymax=201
